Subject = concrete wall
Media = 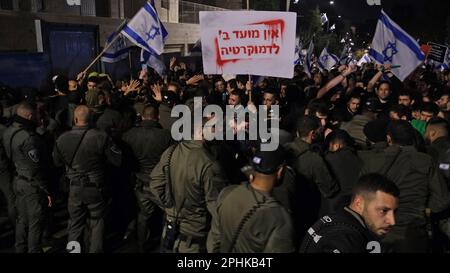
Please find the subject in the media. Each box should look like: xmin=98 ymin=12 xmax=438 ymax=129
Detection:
xmin=0 ymin=9 xmax=200 ymax=53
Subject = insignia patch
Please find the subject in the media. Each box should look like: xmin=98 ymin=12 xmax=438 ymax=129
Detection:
xmin=28 ymin=149 xmax=40 ymax=163
xmin=110 ymin=145 xmax=122 ymax=155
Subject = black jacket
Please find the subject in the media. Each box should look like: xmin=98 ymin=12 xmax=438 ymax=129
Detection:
xmin=300 ymin=207 xmax=381 ymax=253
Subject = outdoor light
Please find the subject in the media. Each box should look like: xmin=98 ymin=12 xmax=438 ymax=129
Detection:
xmin=330 ymin=1 xmax=335 ymax=5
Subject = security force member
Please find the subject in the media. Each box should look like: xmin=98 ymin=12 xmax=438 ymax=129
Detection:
xmin=122 ymin=105 xmax=173 ymax=252
xmin=207 ymin=146 xmax=296 ymax=253
xmin=150 ymin=116 xmax=228 ymax=253
xmin=300 ymin=174 xmax=399 ymax=253
xmin=3 ymin=102 xmax=52 ymax=253
xmin=53 ymin=105 xmax=122 ymax=253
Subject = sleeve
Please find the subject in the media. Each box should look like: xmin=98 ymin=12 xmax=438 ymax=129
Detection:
xmin=52 ymin=139 xmax=65 ymax=168
xmin=22 ymin=134 xmax=41 ymax=167
xmin=428 ymin=164 xmax=450 ymax=213
xmin=203 ymin=161 xmax=229 ymax=220
xmin=104 ymin=135 xmax=122 ymax=167
xmin=263 ymin=210 xmax=297 ymax=253
xmin=148 ymin=146 xmax=173 ymax=208
xmin=312 ymin=155 xmax=340 ymax=198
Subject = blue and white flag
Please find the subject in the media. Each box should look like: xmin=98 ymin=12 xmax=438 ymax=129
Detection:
xmin=294 ymin=38 xmax=302 ymax=65
xmin=141 ymin=49 xmax=166 ymax=77
xmin=357 ymin=53 xmax=372 ymax=66
xmin=321 ymin=13 xmax=328 ymax=26
xmin=369 ymin=10 xmax=425 ymax=81
xmin=101 ymin=32 xmax=133 ymax=63
xmin=318 ymin=47 xmax=339 ymax=72
xmin=303 ymin=41 xmax=314 ymax=78
xmin=442 ymin=48 xmax=450 ymax=70
xmin=121 ymin=1 xmax=168 ymax=55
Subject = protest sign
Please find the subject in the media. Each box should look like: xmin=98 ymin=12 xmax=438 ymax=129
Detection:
xmin=200 ymin=11 xmax=297 ymax=78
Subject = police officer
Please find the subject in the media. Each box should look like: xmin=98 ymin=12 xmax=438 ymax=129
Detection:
xmin=285 ymin=116 xmax=339 ymax=238
xmin=360 ymin=120 xmax=450 ymax=253
xmin=300 ymin=174 xmax=399 ymax=253
xmin=3 ymin=102 xmax=52 ymax=253
xmin=0 ymin=113 xmax=15 ymax=226
xmin=53 ymin=105 xmax=122 ymax=253
xmin=324 ymin=129 xmax=362 ymax=213
xmin=122 ymin=105 xmax=173 ymax=252
xmin=150 ymin=115 xmax=228 ymax=253
xmin=207 ymin=146 xmax=296 ymax=253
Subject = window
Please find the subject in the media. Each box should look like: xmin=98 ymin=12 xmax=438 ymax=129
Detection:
xmin=161 ymin=0 xmax=169 ymax=9
xmin=0 ymin=0 xmax=13 ymax=10
xmin=95 ymin=0 xmax=110 ymax=17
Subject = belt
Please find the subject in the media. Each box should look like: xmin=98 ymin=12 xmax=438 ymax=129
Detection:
xmin=178 ymin=233 xmax=207 ymax=246
xmin=17 ymin=175 xmax=34 ymax=182
xmin=70 ymin=180 xmax=98 ymax=188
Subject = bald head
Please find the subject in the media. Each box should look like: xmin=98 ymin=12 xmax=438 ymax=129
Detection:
xmin=142 ymin=105 xmax=159 ymax=121
xmin=16 ymin=102 xmax=35 ymax=120
xmin=74 ymin=105 xmax=90 ymax=126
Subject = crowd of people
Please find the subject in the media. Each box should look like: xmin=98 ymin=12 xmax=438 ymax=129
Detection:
xmin=0 ymin=56 xmax=449 ymax=253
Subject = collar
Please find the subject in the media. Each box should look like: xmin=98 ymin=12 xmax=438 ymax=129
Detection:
xmin=432 ymin=137 xmax=450 ymax=147
xmin=344 ymin=207 xmax=367 ymax=229
xmin=140 ymin=120 xmax=162 ymax=129
xmin=13 ymin=115 xmax=36 ymax=131
xmin=72 ymin=125 xmax=90 ymax=130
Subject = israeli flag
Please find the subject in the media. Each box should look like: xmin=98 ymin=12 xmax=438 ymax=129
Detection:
xmin=101 ymin=32 xmax=133 ymax=63
xmin=321 ymin=13 xmax=328 ymax=26
xmin=303 ymin=41 xmax=314 ymax=78
xmin=369 ymin=10 xmax=425 ymax=81
xmin=318 ymin=48 xmax=339 ymax=72
xmin=440 ymin=47 xmax=449 ymax=70
xmin=294 ymin=38 xmax=302 ymax=65
xmin=357 ymin=53 xmax=372 ymax=67
xmin=121 ymin=1 xmax=168 ymax=55
xmin=141 ymin=49 xmax=166 ymax=77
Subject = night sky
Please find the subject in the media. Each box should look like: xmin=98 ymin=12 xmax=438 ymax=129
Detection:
xmin=293 ymin=0 xmax=449 ymax=43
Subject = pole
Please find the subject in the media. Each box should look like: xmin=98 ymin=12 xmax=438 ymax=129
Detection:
xmin=286 ymin=0 xmax=290 ymax=12
xmin=81 ymin=19 xmax=128 ymax=74
xmin=246 ymin=0 xmax=253 ymax=103
xmin=128 ymin=51 xmax=133 ymax=81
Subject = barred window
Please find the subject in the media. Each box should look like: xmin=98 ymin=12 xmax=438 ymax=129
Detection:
xmin=0 ymin=0 xmax=13 ymax=10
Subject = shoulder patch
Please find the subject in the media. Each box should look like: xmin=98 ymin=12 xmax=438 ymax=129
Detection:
xmin=28 ymin=149 xmax=40 ymax=163
xmin=110 ymin=144 xmax=122 ymax=155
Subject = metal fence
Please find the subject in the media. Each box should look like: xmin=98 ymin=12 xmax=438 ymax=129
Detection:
xmin=179 ymin=0 xmax=227 ymax=24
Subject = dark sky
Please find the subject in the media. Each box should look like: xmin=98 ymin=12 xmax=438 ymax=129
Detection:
xmin=296 ymin=0 xmax=449 ymax=42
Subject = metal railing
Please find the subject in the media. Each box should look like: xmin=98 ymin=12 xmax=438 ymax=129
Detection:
xmin=179 ymin=0 xmax=228 ymax=24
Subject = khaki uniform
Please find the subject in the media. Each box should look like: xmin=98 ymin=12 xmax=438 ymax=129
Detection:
xmin=150 ymin=140 xmax=228 ymax=253
xmin=207 ymin=183 xmax=296 ymax=253
xmin=360 ymin=144 xmax=450 ymax=252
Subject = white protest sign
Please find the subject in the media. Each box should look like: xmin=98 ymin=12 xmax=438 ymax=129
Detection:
xmin=200 ymin=11 xmax=297 ymax=79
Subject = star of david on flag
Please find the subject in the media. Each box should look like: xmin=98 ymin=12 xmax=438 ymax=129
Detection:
xmin=369 ymin=10 xmax=425 ymax=81
xmin=318 ymin=47 xmax=339 ymax=72
xmin=121 ymin=1 xmax=168 ymax=55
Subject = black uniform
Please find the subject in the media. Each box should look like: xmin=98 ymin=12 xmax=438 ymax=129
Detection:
xmin=3 ymin=117 xmax=49 ymax=253
xmin=300 ymin=207 xmax=382 ymax=253
xmin=53 ymin=125 xmax=122 ymax=253
xmin=324 ymin=147 xmax=363 ymax=213
xmin=0 ymin=124 xmax=15 ymax=225
xmin=122 ymin=120 xmax=173 ymax=252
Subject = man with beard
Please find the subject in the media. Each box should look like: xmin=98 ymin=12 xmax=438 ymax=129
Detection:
xmin=300 ymin=174 xmax=399 ymax=253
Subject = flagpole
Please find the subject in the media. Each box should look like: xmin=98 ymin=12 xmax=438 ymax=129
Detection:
xmin=128 ymin=51 xmax=133 ymax=81
xmin=247 ymin=1 xmax=252 ymax=103
xmin=82 ymin=19 xmax=128 ymax=74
